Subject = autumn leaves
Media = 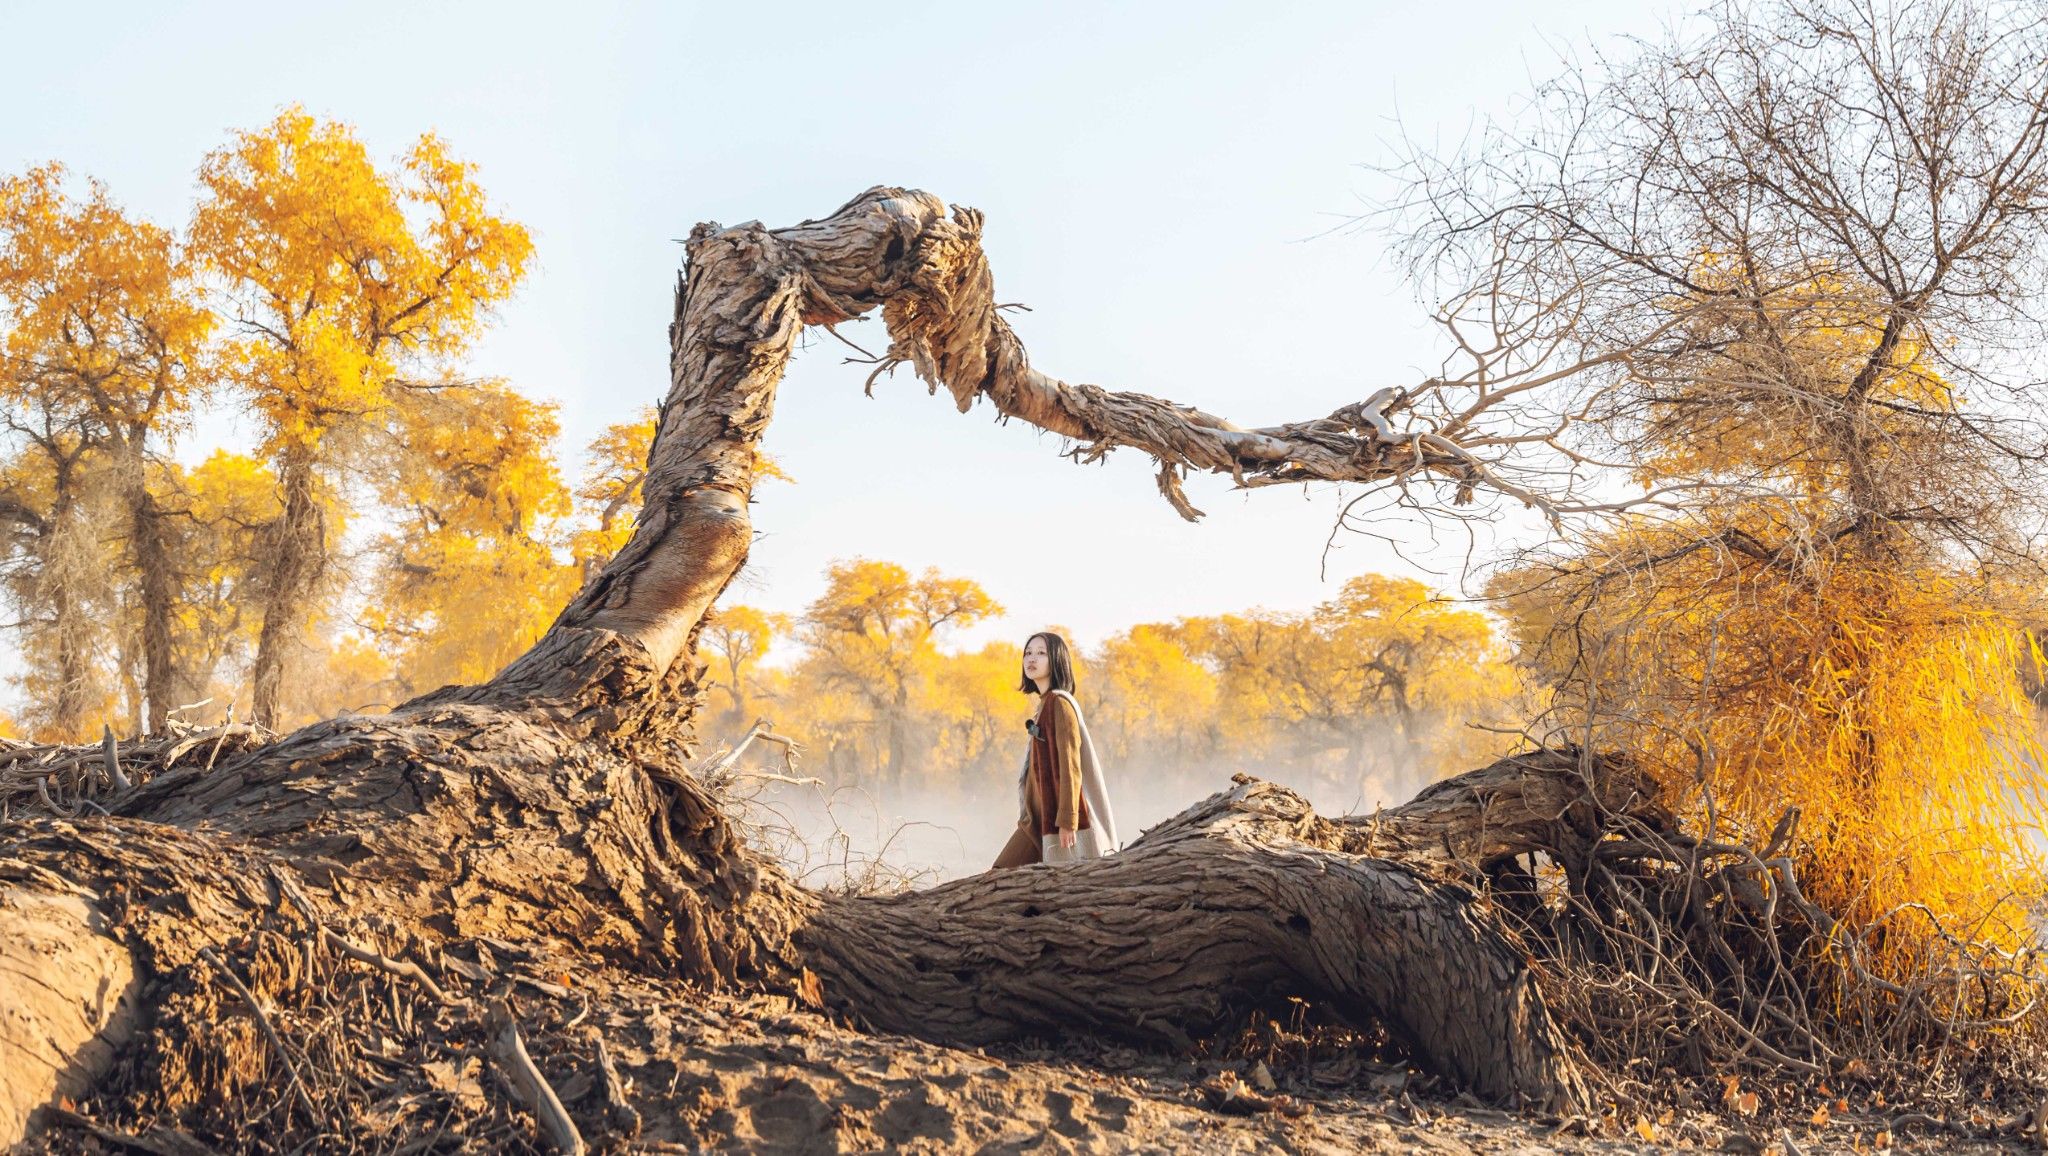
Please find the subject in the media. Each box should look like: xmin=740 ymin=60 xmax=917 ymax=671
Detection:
xmin=0 ymin=110 xmax=636 ymax=738
xmin=705 ymin=562 xmax=1523 ymax=800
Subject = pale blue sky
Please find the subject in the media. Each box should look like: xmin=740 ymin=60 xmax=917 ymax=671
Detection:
xmin=0 ymin=0 xmax=1678 ymax=690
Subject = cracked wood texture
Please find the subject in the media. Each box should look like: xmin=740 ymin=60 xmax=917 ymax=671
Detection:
xmin=803 ymin=773 xmax=1592 ymax=1111
xmin=0 ymin=753 xmax=1604 ymax=1144
xmin=0 ymin=190 xmax=1606 ymax=1145
xmin=479 ymin=185 xmax=1483 ymax=739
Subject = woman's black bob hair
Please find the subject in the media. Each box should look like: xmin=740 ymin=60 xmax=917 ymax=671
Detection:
xmin=1018 ymin=631 xmax=1077 ymax=695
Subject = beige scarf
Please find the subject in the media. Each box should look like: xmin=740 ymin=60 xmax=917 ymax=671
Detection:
xmin=1016 ymin=690 xmax=1121 ymax=862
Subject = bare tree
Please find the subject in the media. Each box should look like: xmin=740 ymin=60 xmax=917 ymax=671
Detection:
xmin=1419 ymin=0 xmax=2048 ymax=779
xmin=1428 ymin=0 xmax=2048 ymax=1083
xmin=6 ymin=0 xmax=2048 ymax=1146
xmin=1387 ymin=0 xmax=2048 ymax=562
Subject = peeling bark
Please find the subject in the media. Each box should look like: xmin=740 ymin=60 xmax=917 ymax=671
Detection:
xmin=0 ymin=190 xmax=1623 ymax=1144
xmin=481 ymin=188 xmax=1482 ymax=744
xmin=803 ymin=773 xmax=1594 ymax=1111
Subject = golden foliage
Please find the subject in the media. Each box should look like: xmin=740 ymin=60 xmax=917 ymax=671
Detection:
xmin=0 ymin=122 xmax=560 ymax=734
xmin=792 ymin=559 xmax=1003 ymax=786
xmin=1634 ymin=266 xmax=1960 ymax=494
xmin=0 ymin=163 xmax=212 ymax=428
xmin=155 ymin=450 xmax=283 ymax=716
xmin=1499 ymin=268 xmax=2048 ymax=973
xmin=186 ymin=110 xmax=535 ymax=725
xmin=277 ymin=630 xmax=398 ymax=726
xmin=703 ymin=604 xmax=792 ymax=721
xmin=1167 ymin=577 xmax=1526 ymax=790
xmin=925 ymin=640 xmax=1026 ymax=778
xmin=364 ymin=381 xmax=580 ymax=695
xmin=0 ymin=163 xmax=213 ymax=737
xmin=737 ymin=562 xmax=1520 ymax=806
xmin=1087 ymin=624 xmax=1218 ymax=764
xmin=570 ymin=408 xmax=658 ymax=577
xmin=1500 ymin=520 xmax=2048 ymax=971
xmin=190 ymin=108 xmax=532 ymax=459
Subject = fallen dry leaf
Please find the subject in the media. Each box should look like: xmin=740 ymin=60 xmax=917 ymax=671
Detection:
xmin=421 ymin=1057 xmax=487 ymax=1113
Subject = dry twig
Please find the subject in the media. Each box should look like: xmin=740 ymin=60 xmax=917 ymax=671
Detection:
xmin=486 ymin=998 xmax=586 ymax=1155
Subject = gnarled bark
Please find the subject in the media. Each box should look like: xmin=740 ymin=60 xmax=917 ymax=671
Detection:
xmin=0 ymin=750 xmax=1615 ymax=1145
xmin=804 ymin=773 xmax=1594 ymax=1111
xmin=481 ymin=187 xmax=1489 ymax=745
xmin=0 ymin=190 xmax=1624 ymax=1147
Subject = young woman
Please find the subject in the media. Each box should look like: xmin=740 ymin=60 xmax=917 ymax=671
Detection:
xmin=991 ymin=631 xmax=1120 ymax=868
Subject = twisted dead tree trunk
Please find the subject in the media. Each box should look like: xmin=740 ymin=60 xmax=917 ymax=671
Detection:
xmin=0 ymin=189 xmax=1620 ymax=1146
xmin=803 ymin=751 xmax=1666 ymax=1110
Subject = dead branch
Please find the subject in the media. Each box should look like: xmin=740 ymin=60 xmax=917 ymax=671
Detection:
xmin=486 ymin=999 xmax=586 ymax=1156
xmin=0 ymin=721 xmax=271 ymax=822
xmin=36 ymin=1105 xmax=221 ymax=1156
xmin=196 ymin=946 xmax=322 ymax=1128
xmin=100 ymin=728 xmax=128 ymax=792
xmin=320 ymin=928 xmax=454 ymax=1006
xmin=593 ymin=1035 xmax=642 ymax=1139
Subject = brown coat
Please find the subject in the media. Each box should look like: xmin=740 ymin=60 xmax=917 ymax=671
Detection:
xmin=1025 ymin=692 xmax=1091 ymax=838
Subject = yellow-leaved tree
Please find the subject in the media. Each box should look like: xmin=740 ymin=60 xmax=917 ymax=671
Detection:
xmin=1170 ymin=580 xmax=1522 ymax=797
xmin=1085 ymin=623 xmax=1219 ymax=766
xmin=1307 ymin=575 xmax=1522 ymax=777
xmin=155 ymin=450 xmax=282 ymax=721
xmin=792 ymin=560 xmax=1002 ymax=790
xmin=364 ymin=380 xmax=580 ymax=699
xmin=1494 ymin=268 xmax=2048 ymax=975
xmin=1170 ymin=611 xmax=1292 ymax=766
xmin=925 ymin=639 xmax=1026 ymax=789
xmin=701 ymin=604 xmax=792 ymax=731
xmin=571 ymin=407 xmax=791 ymax=585
xmin=189 ymin=108 xmax=532 ymax=726
xmin=686 ymin=563 xmax=1524 ymax=811
xmin=571 ymin=408 xmax=659 ymax=584
xmin=0 ymin=163 xmax=212 ymax=736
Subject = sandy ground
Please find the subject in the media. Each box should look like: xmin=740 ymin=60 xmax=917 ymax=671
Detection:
xmin=696 ymin=780 xmax=2044 ymax=1154
xmin=576 ymin=981 xmax=2035 ymax=1155
xmin=20 ymin=896 xmax=2039 ymax=1155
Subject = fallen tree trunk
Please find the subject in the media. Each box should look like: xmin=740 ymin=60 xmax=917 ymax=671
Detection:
xmin=0 ymin=746 xmax=1629 ymax=1144
xmin=803 ymin=768 xmax=1613 ymax=1110
xmin=0 ymin=190 xmax=1633 ymax=1147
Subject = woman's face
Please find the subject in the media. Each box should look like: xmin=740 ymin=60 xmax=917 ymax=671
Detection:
xmin=1023 ymin=636 xmax=1051 ymax=684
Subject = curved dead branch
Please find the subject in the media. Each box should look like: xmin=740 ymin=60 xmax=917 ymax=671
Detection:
xmin=480 ymin=188 xmax=1560 ymax=738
